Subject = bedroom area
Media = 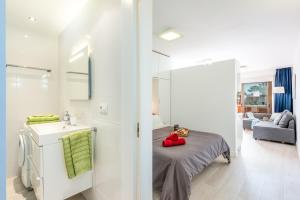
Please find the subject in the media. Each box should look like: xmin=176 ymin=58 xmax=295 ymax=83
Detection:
xmin=152 ymin=0 xmax=300 ymax=200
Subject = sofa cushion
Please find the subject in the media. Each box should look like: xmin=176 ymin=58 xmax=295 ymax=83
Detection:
xmin=278 ymin=112 xmax=293 ymax=128
xmin=255 ymin=121 xmax=278 ymax=129
xmin=273 ymin=110 xmax=289 ymax=125
xmin=288 ymin=119 xmax=295 ymax=130
xmin=273 ymin=114 xmax=282 ymax=125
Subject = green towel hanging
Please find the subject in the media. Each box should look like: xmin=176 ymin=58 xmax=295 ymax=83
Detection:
xmin=62 ymin=130 xmax=92 ymax=179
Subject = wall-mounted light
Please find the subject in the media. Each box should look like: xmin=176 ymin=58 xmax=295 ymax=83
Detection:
xmin=69 ymin=52 xmax=84 ymax=63
xmin=71 ymin=42 xmax=88 ymax=56
xmin=273 ymin=86 xmax=285 ymax=94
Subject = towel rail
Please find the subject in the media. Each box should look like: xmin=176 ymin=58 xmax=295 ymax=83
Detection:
xmin=66 ymin=71 xmax=89 ymax=75
xmin=6 ymin=64 xmax=52 ymax=72
xmin=58 ymin=127 xmax=97 ymax=140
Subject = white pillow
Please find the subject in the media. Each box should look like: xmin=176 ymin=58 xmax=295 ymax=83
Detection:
xmin=152 ymin=115 xmax=165 ymax=129
xmin=246 ymin=112 xmax=256 ymax=119
xmin=270 ymin=113 xmax=281 ymax=121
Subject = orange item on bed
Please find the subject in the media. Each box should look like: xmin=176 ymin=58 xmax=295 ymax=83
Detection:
xmin=175 ymin=128 xmax=190 ymax=137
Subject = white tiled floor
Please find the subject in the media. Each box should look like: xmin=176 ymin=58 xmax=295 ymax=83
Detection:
xmin=7 ymin=130 xmax=300 ymax=200
xmin=6 ymin=176 xmax=85 ymax=200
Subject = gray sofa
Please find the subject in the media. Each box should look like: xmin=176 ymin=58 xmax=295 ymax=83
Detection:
xmin=253 ymin=111 xmax=296 ymax=144
xmin=243 ymin=113 xmax=271 ymax=130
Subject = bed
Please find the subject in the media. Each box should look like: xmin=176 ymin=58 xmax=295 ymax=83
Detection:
xmin=153 ymin=126 xmax=230 ymax=200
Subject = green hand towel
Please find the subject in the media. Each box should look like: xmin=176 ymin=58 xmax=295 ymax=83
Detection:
xmin=62 ymin=130 xmax=92 ymax=179
xmin=27 ymin=119 xmax=60 ymax=125
xmin=27 ymin=115 xmax=60 ymax=123
xmin=62 ymin=135 xmax=76 ymax=179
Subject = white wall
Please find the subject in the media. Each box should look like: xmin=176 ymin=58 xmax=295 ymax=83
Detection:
xmin=240 ymin=68 xmax=275 ymax=83
xmin=294 ymin=35 xmax=300 ymax=156
xmin=171 ymin=59 xmax=239 ymax=155
xmin=59 ymin=1 xmax=139 ymax=199
xmin=6 ymin=25 xmax=59 ymax=177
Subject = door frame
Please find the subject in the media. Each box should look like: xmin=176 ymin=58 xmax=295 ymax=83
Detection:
xmin=137 ymin=0 xmax=153 ymax=199
xmin=0 ymin=0 xmax=6 ymax=198
xmin=121 ymin=0 xmax=152 ymax=199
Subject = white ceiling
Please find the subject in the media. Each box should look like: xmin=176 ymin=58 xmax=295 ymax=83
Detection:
xmin=153 ymin=0 xmax=300 ymax=71
xmin=6 ymin=0 xmax=88 ymax=36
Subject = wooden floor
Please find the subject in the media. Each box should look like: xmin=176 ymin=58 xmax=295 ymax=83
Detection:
xmin=7 ymin=131 xmax=300 ymax=200
xmin=154 ymin=130 xmax=300 ymax=200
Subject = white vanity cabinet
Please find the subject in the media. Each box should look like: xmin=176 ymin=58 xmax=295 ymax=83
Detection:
xmin=27 ymin=122 xmax=93 ymax=200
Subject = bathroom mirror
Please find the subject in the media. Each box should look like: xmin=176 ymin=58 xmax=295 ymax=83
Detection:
xmin=66 ymin=46 xmax=91 ymax=100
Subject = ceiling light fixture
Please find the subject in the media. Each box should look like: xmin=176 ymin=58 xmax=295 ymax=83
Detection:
xmin=23 ymin=34 xmax=29 ymax=39
xmin=28 ymin=16 xmax=37 ymax=23
xmin=159 ymin=29 xmax=182 ymax=41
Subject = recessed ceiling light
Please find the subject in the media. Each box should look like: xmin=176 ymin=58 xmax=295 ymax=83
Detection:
xmin=23 ymin=34 xmax=29 ymax=39
xmin=159 ymin=29 xmax=182 ymax=41
xmin=28 ymin=16 xmax=37 ymax=23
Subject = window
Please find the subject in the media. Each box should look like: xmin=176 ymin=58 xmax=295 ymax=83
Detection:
xmin=242 ymin=82 xmax=272 ymax=113
xmin=243 ymin=82 xmax=268 ymax=106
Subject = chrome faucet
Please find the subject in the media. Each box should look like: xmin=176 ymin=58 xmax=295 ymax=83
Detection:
xmin=63 ymin=111 xmax=71 ymax=125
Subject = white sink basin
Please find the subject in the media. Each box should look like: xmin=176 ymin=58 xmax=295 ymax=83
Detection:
xmin=28 ymin=122 xmax=91 ymax=146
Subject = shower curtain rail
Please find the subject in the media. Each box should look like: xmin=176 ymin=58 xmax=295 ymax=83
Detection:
xmin=6 ymin=64 xmax=52 ymax=72
xmin=152 ymin=50 xmax=170 ymax=58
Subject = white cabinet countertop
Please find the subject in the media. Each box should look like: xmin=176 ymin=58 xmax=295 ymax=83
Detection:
xmin=29 ymin=122 xmax=90 ymax=146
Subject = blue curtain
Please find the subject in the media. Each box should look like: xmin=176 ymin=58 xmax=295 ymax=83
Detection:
xmin=274 ymin=67 xmax=293 ymax=113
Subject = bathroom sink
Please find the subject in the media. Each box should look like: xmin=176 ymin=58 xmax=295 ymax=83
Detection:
xmin=28 ymin=122 xmax=90 ymax=146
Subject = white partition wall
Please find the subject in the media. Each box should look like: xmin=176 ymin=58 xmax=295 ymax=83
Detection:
xmin=0 ymin=0 xmax=5 ymax=198
xmin=171 ymin=59 xmax=240 ymax=156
